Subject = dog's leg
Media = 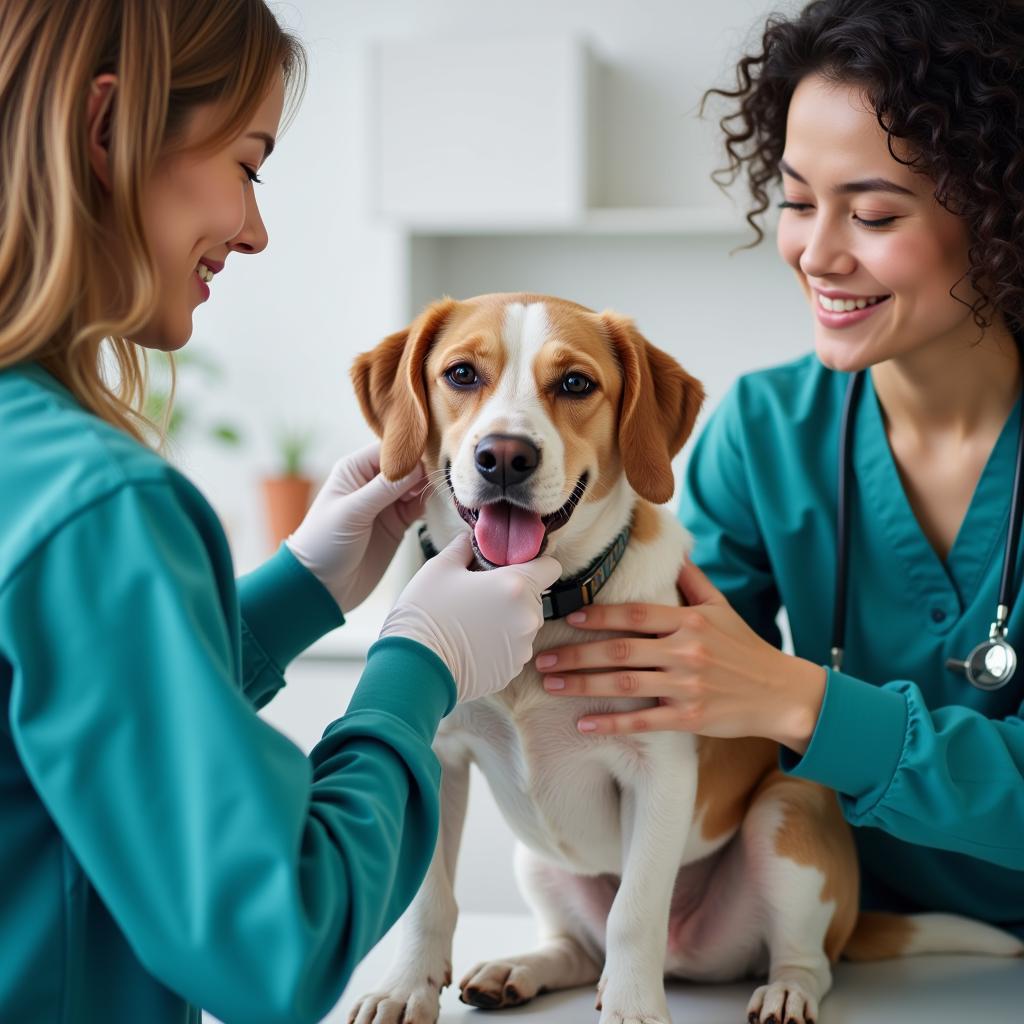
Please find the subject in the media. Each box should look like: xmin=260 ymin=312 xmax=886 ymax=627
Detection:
xmin=598 ymin=747 xmax=698 ymax=1024
xmin=347 ymin=751 xmax=471 ymax=1024
xmin=740 ymin=773 xmax=858 ymax=1024
xmin=459 ymin=843 xmax=604 ymax=1008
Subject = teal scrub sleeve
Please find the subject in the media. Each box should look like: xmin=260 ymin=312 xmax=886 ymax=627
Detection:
xmin=679 ymin=383 xmax=784 ymax=648
xmin=236 ymin=544 xmax=344 ymax=710
xmin=0 ymin=480 xmax=456 ymax=1024
xmin=780 ymin=670 xmax=1024 ymax=869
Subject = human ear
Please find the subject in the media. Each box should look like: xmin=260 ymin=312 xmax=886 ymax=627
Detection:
xmin=86 ymin=74 xmax=117 ymax=193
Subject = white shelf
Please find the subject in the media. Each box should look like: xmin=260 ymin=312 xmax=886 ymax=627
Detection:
xmin=394 ymin=205 xmax=759 ymax=237
xmin=582 ymin=205 xmax=754 ymax=235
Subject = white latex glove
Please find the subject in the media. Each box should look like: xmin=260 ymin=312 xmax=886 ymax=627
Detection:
xmin=380 ymin=533 xmax=562 ymax=703
xmin=285 ymin=442 xmax=426 ymax=614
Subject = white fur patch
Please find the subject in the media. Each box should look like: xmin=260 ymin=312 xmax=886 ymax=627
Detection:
xmin=898 ymin=914 xmax=1024 ymax=956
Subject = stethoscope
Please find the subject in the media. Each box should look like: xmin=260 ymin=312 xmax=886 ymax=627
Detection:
xmin=831 ymin=370 xmax=1024 ymax=690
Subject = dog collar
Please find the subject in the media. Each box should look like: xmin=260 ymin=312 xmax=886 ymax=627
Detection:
xmin=417 ymin=521 xmax=632 ymax=621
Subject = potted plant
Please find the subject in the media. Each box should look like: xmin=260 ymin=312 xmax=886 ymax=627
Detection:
xmin=261 ymin=425 xmax=317 ymax=551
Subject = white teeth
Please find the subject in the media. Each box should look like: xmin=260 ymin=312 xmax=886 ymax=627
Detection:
xmin=196 ymin=264 xmax=214 ymax=283
xmin=818 ymin=293 xmax=884 ymax=312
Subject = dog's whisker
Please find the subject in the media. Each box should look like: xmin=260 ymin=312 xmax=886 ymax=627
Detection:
xmin=417 ymin=467 xmax=453 ymax=505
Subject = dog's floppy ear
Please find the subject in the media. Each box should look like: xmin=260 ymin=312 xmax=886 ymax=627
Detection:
xmin=600 ymin=311 xmax=705 ymax=504
xmin=351 ymin=297 xmax=457 ymax=480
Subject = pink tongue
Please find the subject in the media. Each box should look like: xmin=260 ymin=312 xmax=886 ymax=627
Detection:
xmin=474 ymin=502 xmax=546 ymax=565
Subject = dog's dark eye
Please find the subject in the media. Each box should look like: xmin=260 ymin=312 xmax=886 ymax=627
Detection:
xmin=561 ymin=373 xmax=595 ymax=397
xmin=445 ymin=364 xmax=478 ymax=388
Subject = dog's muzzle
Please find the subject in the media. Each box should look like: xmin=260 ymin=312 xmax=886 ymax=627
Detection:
xmin=446 ymin=461 xmax=589 ymax=567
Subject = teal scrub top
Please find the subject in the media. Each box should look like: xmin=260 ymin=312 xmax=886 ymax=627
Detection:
xmin=0 ymin=363 xmax=457 ymax=1023
xmin=679 ymin=353 xmax=1024 ymax=936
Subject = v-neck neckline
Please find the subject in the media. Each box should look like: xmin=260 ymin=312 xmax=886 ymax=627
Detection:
xmin=856 ymin=370 xmax=1022 ymax=610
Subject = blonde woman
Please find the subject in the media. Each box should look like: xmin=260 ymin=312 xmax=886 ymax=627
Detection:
xmin=0 ymin=3 xmax=560 ymax=1022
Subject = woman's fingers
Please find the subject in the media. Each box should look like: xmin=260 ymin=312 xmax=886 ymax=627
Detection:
xmin=542 ymin=669 xmax=666 ymax=698
xmin=534 ymin=634 xmax=666 ymax=673
xmin=561 ymin=601 xmax=682 ymax=636
xmin=533 ymin=603 xmax=683 ymax=674
xmin=574 ymin=704 xmax=694 ymax=736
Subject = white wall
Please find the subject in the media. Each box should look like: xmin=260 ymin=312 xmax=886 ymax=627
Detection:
xmin=180 ymin=0 xmax=812 ymax=915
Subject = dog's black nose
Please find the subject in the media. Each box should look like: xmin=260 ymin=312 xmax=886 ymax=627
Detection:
xmin=475 ymin=434 xmax=540 ymax=488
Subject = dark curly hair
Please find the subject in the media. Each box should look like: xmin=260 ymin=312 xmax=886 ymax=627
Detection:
xmin=703 ymin=0 xmax=1024 ymax=339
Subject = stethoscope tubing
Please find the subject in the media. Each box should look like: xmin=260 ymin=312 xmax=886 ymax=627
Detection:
xmin=1000 ymin=386 xmax=1024 ymax=610
xmin=832 ymin=369 xmax=1024 ymax=687
xmin=831 ymin=370 xmax=866 ymax=670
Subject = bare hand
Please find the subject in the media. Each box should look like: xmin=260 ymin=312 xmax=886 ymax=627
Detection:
xmin=533 ymin=559 xmax=826 ymax=752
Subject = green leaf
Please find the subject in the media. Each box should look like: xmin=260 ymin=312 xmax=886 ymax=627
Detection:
xmin=210 ymin=423 xmax=243 ymax=446
xmin=168 ymin=407 xmax=187 ymax=437
xmin=275 ymin=425 xmax=316 ymax=477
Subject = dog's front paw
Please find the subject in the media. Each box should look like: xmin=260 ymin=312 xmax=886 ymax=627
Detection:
xmin=745 ymin=979 xmax=818 ymax=1024
xmin=458 ymin=958 xmax=543 ymax=1008
xmin=595 ymin=971 xmax=672 ymax=1024
xmin=347 ymin=969 xmax=448 ymax=1024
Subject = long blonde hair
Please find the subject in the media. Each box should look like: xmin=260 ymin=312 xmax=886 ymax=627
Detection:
xmin=0 ymin=0 xmax=305 ymax=443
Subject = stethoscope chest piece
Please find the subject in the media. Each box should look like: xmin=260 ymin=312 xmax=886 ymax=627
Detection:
xmin=946 ymin=615 xmax=1017 ymax=691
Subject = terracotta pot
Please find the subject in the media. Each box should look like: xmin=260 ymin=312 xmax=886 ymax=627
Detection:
xmin=261 ymin=475 xmax=314 ymax=551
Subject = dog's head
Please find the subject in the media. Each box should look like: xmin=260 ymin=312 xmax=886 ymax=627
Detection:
xmin=352 ymin=293 xmax=704 ymax=568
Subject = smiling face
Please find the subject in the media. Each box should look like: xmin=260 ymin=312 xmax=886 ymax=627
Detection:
xmin=352 ymin=293 xmax=704 ymax=571
xmin=776 ymin=73 xmax=982 ymax=373
xmin=130 ymin=72 xmax=285 ymax=351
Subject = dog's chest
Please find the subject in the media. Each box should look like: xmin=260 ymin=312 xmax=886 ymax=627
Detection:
xmin=437 ymin=523 xmax=697 ymax=876
xmin=441 ymin=660 xmax=676 ymax=875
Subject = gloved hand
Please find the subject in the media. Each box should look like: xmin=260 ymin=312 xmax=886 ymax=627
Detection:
xmin=285 ymin=442 xmax=426 ymax=615
xmin=380 ymin=533 xmax=562 ymax=702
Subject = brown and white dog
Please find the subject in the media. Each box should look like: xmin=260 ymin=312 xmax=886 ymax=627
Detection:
xmin=348 ymin=293 xmax=1023 ymax=1024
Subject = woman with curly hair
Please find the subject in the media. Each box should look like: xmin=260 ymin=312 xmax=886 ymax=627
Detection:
xmin=536 ymin=0 xmax=1024 ymax=975
xmin=0 ymin=2 xmax=560 ymax=1022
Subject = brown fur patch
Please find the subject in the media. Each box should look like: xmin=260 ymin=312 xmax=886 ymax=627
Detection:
xmin=424 ymin=304 xmax=510 ymax=461
xmin=628 ymin=500 xmax=661 ymax=545
xmin=598 ymin=312 xmax=705 ymax=504
xmin=842 ymin=911 xmax=916 ymax=961
xmin=351 ymin=297 xmax=458 ymax=479
xmin=752 ymin=771 xmax=860 ymax=963
xmin=694 ymin=736 xmax=777 ymax=844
